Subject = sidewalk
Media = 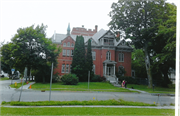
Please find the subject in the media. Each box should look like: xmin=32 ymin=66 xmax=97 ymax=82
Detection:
xmin=18 ymin=82 xmax=35 ymax=90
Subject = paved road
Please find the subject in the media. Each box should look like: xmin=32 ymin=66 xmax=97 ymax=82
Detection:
xmin=0 ymin=79 xmax=175 ymax=106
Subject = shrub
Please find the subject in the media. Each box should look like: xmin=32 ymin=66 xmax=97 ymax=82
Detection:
xmin=118 ymin=76 xmax=138 ymax=84
xmin=91 ymin=75 xmax=105 ymax=82
xmin=61 ymin=74 xmax=78 ymax=85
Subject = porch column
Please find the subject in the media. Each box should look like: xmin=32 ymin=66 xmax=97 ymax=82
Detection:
xmin=114 ymin=64 xmax=115 ymax=76
xmin=105 ymin=63 xmax=107 ymax=76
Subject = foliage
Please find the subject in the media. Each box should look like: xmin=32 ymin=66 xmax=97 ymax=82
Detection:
xmin=71 ymin=36 xmax=87 ymax=82
xmin=117 ymin=76 xmax=138 ymax=84
xmin=150 ymin=3 xmax=176 ymax=87
xmin=2 ymin=99 xmax=155 ymax=106
xmin=108 ymin=0 xmax=175 ymax=88
xmin=1 ymin=24 xmax=61 ymax=83
xmin=86 ymin=39 xmax=94 ymax=79
xmin=61 ymin=74 xmax=79 ymax=85
xmin=131 ymin=47 xmax=147 ymax=78
xmin=116 ymin=66 xmax=126 ymax=78
xmin=91 ymin=75 xmax=104 ymax=82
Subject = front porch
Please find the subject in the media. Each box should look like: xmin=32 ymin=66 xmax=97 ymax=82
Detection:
xmin=103 ymin=60 xmax=118 ymax=84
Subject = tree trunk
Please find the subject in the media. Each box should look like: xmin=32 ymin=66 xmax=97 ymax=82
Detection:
xmin=144 ymin=45 xmax=153 ymax=88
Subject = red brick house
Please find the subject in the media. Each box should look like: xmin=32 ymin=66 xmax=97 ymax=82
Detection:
xmin=51 ymin=24 xmax=133 ymax=82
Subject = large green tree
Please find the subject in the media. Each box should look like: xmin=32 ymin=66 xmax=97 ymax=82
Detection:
xmin=1 ymin=24 xmax=61 ymax=82
xmin=150 ymin=3 xmax=176 ymax=87
xmin=71 ymin=36 xmax=87 ymax=81
xmin=86 ymin=39 xmax=94 ymax=79
xmin=108 ymin=0 xmax=167 ymax=88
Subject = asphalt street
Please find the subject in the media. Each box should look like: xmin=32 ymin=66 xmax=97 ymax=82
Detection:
xmin=0 ymin=79 xmax=175 ymax=106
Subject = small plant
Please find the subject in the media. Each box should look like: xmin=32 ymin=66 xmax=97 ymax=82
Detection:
xmin=61 ymin=74 xmax=78 ymax=85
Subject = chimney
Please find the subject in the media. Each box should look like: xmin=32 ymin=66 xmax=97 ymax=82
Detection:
xmin=82 ymin=25 xmax=84 ymax=28
xmin=95 ymin=25 xmax=98 ymax=32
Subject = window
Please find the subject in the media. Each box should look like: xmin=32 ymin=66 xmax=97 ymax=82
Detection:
xmin=70 ymin=65 xmax=72 ymax=73
xmin=71 ymin=43 xmax=74 ymax=47
xmin=92 ymin=51 xmax=96 ymax=60
xmin=104 ymin=39 xmax=114 ymax=45
xmin=119 ymin=53 xmax=124 ymax=62
xmin=71 ymin=50 xmax=74 ymax=56
xmin=63 ymin=43 xmax=66 ymax=47
xmin=93 ymin=65 xmax=95 ymax=74
xmin=63 ymin=49 xmax=66 ymax=56
xmin=67 ymin=42 xmax=70 ymax=47
xmin=62 ymin=64 xmax=65 ymax=73
xmin=118 ymin=66 xmax=124 ymax=76
xmin=66 ymin=64 xmax=69 ymax=73
xmin=67 ymin=50 xmax=70 ymax=56
xmin=106 ymin=51 xmax=111 ymax=60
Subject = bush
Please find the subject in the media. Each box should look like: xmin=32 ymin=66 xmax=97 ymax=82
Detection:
xmin=91 ymin=75 xmax=105 ymax=82
xmin=61 ymin=74 xmax=78 ymax=85
xmin=118 ymin=76 xmax=138 ymax=84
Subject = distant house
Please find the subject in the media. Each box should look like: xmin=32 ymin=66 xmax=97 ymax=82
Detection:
xmin=51 ymin=24 xmax=133 ymax=82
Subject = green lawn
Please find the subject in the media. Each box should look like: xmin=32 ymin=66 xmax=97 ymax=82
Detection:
xmin=0 ymin=77 xmax=9 ymax=81
xmin=1 ymin=99 xmax=155 ymax=106
xmin=1 ymin=107 xmax=174 ymax=115
xmin=9 ymin=82 xmax=27 ymax=89
xmin=127 ymin=84 xmax=175 ymax=94
xmin=31 ymin=82 xmax=135 ymax=92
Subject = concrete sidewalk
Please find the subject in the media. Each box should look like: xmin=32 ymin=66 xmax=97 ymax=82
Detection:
xmin=18 ymin=82 xmax=35 ymax=90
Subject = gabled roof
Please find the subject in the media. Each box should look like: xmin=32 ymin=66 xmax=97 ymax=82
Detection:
xmin=92 ymin=29 xmax=107 ymax=43
xmin=52 ymin=34 xmax=92 ymax=43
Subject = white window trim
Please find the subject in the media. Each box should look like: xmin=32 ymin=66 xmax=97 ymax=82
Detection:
xmin=67 ymin=50 xmax=70 ymax=56
xmin=71 ymin=43 xmax=74 ymax=47
xmin=119 ymin=53 xmax=124 ymax=62
xmin=67 ymin=42 xmax=70 ymax=47
xmin=66 ymin=64 xmax=69 ymax=73
xmin=63 ymin=49 xmax=66 ymax=56
xmin=106 ymin=51 xmax=111 ymax=60
xmin=92 ymin=51 xmax=96 ymax=60
xmin=62 ymin=64 xmax=65 ymax=73
xmin=63 ymin=43 xmax=66 ymax=47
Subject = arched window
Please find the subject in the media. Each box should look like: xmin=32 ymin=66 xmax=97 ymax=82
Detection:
xmin=71 ymin=43 xmax=74 ymax=47
xmin=119 ymin=53 xmax=124 ymax=62
xmin=106 ymin=51 xmax=111 ymax=60
xmin=63 ymin=43 xmax=66 ymax=47
xmin=67 ymin=42 xmax=70 ymax=47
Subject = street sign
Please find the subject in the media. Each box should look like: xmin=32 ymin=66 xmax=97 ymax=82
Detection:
xmin=11 ymin=69 xmax=15 ymax=71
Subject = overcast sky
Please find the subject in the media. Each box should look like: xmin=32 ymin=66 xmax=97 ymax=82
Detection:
xmin=0 ymin=0 xmax=179 ymax=43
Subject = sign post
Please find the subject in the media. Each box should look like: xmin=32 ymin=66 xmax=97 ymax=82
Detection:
xmin=88 ymin=71 xmax=90 ymax=90
xmin=49 ymin=63 xmax=53 ymax=102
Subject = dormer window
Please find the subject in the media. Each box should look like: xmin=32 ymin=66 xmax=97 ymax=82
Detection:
xmin=104 ymin=39 xmax=114 ymax=45
xmin=63 ymin=43 xmax=66 ymax=47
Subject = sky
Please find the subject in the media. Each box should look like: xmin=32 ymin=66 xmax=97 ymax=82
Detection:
xmin=0 ymin=0 xmax=179 ymax=44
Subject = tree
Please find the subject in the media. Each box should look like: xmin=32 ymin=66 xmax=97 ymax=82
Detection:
xmin=150 ymin=3 xmax=176 ymax=87
xmin=86 ymin=39 xmax=94 ymax=80
xmin=1 ymin=24 xmax=61 ymax=82
xmin=71 ymin=36 xmax=87 ymax=81
xmin=108 ymin=0 xmax=166 ymax=88
xmin=131 ymin=47 xmax=147 ymax=78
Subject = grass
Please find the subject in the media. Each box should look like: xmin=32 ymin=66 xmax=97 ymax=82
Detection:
xmin=31 ymin=82 xmax=136 ymax=92
xmin=127 ymin=84 xmax=175 ymax=94
xmin=9 ymin=82 xmax=27 ymax=89
xmin=1 ymin=99 xmax=156 ymax=106
xmin=0 ymin=77 xmax=9 ymax=81
xmin=1 ymin=107 xmax=175 ymax=115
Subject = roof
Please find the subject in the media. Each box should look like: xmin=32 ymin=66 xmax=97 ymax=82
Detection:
xmin=51 ymin=34 xmax=92 ymax=43
xmin=103 ymin=60 xmax=117 ymax=64
xmin=92 ymin=29 xmax=107 ymax=43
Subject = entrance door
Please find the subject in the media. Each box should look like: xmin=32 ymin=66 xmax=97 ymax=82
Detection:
xmin=106 ymin=67 xmax=111 ymax=76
